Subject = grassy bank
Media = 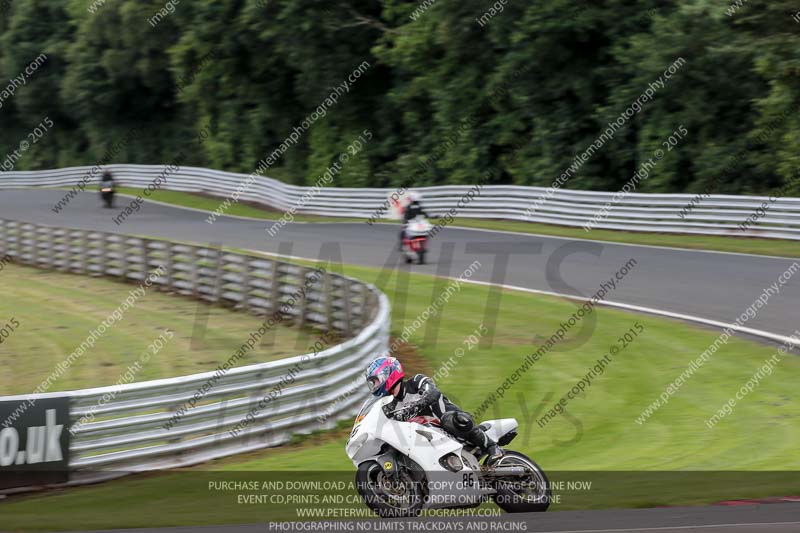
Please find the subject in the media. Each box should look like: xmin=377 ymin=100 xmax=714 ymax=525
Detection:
xmin=2 ymin=258 xmax=798 ymax=530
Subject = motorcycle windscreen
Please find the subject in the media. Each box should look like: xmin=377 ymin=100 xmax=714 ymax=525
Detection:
xmin=353 ymin=395 xmax=381 ymax=426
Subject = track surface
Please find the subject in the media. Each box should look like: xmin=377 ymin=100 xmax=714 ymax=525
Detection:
xmin=60 ymin=503 xmax=800 ymax=532
xmin=3 ymin=189 xmax=798 ymax=341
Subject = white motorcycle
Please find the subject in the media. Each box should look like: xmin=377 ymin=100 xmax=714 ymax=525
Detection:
xmin=402 ymin=215 xmax=432 ymax=265
xmin=346 ymin=395 xmax=551 ymax=518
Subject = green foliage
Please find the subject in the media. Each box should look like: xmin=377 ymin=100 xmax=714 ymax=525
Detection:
xmin=0 ymin=0 xmax=798 ymax=196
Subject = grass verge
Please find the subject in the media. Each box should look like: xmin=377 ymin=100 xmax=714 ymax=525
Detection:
xmin=1 ymin=257 xmax=798 ymax=530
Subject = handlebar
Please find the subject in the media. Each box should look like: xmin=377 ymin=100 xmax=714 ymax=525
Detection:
xmin=382 ymin=405 xmax=405 ymax=420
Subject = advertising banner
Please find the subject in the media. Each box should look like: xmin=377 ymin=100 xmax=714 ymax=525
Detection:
xmin=0 ymin=397 xmax=70 ymax=489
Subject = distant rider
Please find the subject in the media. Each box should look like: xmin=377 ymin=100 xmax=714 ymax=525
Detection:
xmin=99 ymin=170 xmax=115 ymax=208
xmin=100 ymin=170 xmax=114 ymax=188
xmin=399 ymin=191 xmax=430 ymax=251
xmin=365 ymin=355 xmax=504 ymax=464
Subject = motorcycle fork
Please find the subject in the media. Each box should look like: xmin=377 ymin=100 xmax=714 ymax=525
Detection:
xmin=376 ymin=450 xmax=400 ymax=479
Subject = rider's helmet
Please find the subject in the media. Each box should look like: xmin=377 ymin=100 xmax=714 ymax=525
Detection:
xmin=365 ymin=356 xmax=404 ymax=397
xmin=407 ymin=191 xmax=422 ymax=204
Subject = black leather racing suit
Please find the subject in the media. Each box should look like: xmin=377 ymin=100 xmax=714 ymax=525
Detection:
xmin=388 ymin=374 xmax=498 ymax=453
xmin=400 ymin=201 xmax=430 ymax=250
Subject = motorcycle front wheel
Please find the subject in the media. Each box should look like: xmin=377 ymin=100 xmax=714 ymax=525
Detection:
xmin=491 ymin=451 xmax=551 ymax=513
xmin=355 ymin=460 xmax=426 ymax=518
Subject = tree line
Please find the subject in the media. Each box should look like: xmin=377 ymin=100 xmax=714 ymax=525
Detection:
xmin=0 ymin=0 xmax=798 ymax=196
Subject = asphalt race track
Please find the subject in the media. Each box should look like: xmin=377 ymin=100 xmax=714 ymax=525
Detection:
xmin=61 ymin=502 xmax=800 ymax=533
xmin=3 ymin=189 xmax=800 ymax=533
xmin=2 ymin=189 xmax=798 ymax=344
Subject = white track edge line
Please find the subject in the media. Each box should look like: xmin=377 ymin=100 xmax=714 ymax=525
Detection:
xmin=460 ymin=279 xmax=800 ymax=348
xmin=244 ymin=249 xmax=799 ymax=349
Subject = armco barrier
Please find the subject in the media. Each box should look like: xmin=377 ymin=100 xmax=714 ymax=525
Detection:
xmin=0 ymin=218 xmax=389 ymax=489
xmin=2 ymin=164 xmax=800 ymax=239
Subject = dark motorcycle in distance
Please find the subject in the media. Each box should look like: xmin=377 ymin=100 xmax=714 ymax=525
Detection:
xmin=100 ymin=182 xmax=115 ymax=208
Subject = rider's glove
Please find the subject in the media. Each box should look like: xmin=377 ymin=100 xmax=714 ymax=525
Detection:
xmin=393 ymin=404 xmax=420 ymax=421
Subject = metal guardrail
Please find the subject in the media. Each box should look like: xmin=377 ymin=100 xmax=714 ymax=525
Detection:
xmin=2 ymin=164 xmax=800 ymax=239
xmin=0 ymin=218 xmax=389 ymax=484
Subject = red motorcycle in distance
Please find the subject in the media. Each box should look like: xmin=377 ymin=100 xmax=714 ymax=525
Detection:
xmin=402 ymin=215 xmax=432 ymax=264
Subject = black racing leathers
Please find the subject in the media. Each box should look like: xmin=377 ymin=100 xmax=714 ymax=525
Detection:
xmin=389 ymin=374 xmax=497 ymax=452
xmin=403 ymin=201 xmax=429 ymax=223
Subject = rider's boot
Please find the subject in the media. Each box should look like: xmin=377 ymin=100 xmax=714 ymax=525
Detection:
xmin=485 ymin=444 xmax=505 ymax=465
xmin=464 ymin=425 xmax=504 ymax=465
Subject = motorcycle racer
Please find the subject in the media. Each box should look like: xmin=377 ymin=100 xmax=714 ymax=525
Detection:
xmin=399 ymin=191 xmax=430 ymax=251
xmin=365 ymin=356 xmax=504 ymax=464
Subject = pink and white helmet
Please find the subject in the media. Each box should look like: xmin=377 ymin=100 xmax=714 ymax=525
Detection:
xmin=365 ymin=356 xmax=404 ymax=396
